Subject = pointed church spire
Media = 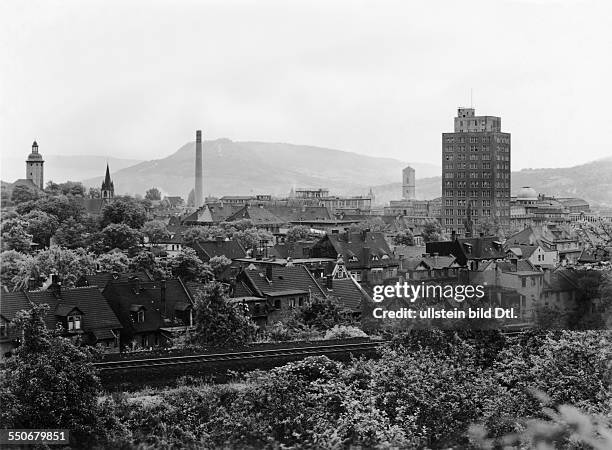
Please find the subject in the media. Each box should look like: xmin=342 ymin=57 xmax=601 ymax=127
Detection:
xmin=101 ymin=163 xmax=114 ymax=200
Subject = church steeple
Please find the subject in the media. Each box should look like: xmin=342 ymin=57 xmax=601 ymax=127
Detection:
xmin=101 ymin=163 xmax=114 ymax=199
xmin=26 ymin=140 xmax=44 ymax=189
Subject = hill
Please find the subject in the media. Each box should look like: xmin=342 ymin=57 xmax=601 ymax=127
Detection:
xmin=371 ymin=158 xmax=612 ymax=208
xmin=1 ymin=155 xmax=143 ymax=185
xmin=81 ymin=139 xmax=440 ymax=198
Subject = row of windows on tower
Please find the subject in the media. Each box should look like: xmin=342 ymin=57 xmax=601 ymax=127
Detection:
xmin=443 ymin=190 xmax=511 ymax=198
xmin=444 ymin=145 xmax=510 ymax=152
xmin=444 ymin=136 xmax=509 ymax=144
xmin=444 ymin=163 xmax=510 ymax=170
xmin=444 ymin=199 xmax=509 ymax=207
xmin=445 ymin=154 xmax=510 ymax=162
xmin=444 ymin=172 xmax=511 ymax=179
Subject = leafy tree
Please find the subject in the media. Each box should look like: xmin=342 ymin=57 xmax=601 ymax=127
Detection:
xmin=45 ymin=180 xmax=86 ymax=197
xmin=286 ymin=225 xmax=312 ymax=242
xmin=222 ymin=219 xmax=254 ymax=232
xmin=473 ymin=216 xmax=505 ymax=238
xmin=96 ymin=252 xmax=130 ymax=273
xmin=17 ymin=195 xmax=85 ymax=223
xmin=182 ymin=225 xmax=227 ymax=244
xmin=1 ymin=219 xmax=33 ymax=252
xmin=208 ymin=255 xmax=232 ymax=278
xmin=421 ymin=219 xmax=445 ymax=242
xmin=141 ymin=219 xmax=170 ymax=243
xmin=99 ymin=223 xmax=142 ymax=251
xmin=88 ymin=186 xmax=101 ymax=198
xmin=129 ymin=251 xmax=171 ymax=280
xmin=23 ymin=210 xmax=60 ymax=247
xmin=145 ymin=187 xmax=162 ymax=201
xmin=52 ymin=217 xmax=91 ymax=249
xmin=349 ymin=217 xmax=387 ymax=232
xmin=0 ymin=250 xmax=33 ymax=291
xmin=233 ymin=228 xmax=273 ymax=252
xmin=10 ymin=184 xmax=40 ymax=203
xmin=291 ymin=296 xmax=354 ymax=330
xmin=0 ymin=304 xmax=118 ymax=446
xmin=100 ymin=198 xmax=147 ymax=229
xmin=190 ymin=282 xmax=257 ymax=348
xmin=168 ymin=248 xmax=211 ymax=282
xmin=393 ymin=229 xmax=415 ymax=246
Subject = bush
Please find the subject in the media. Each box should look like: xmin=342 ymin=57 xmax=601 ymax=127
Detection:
xmin=323 ymin=325 xmax=368 ymax=340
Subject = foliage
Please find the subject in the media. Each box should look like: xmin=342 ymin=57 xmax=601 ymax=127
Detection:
xmin=10 ymin=184 xmax=40 ymax=203
xmin=96 ymin=252 xmax=130 ymax=273
xmin=98 ymin=223 xmax=143 ymax=251
xmin=0 ymin=250 xmax=33 ymax=291
xmin=349 ymin=216 xmax=387 ymax=232
xmin=1 ymin=219 xmax=33 ymax=252
xmin=286 ymin=225 xmax=312 ymax=242
xmin=323 ymin=324 xmax=368 ymax=339
xmin=0 ymin=305 xmax=119 ymax=447
xmin=182 ymin=225 xmax=226 ymax=244
xmin=17 ymin=194 xmax=85 ymax=223
xmin=473 ymin=216 xmax=505 ymax=239
xmin=23 ymin=210 xmax=60 ymax=247
xmin=168 ymin=247 xmax=211 ymax=282
xmin=52 ymin=216 xmax=92 ymax=249
xmin=208 ymin=255 xmax=232 ymax=278
xmin=291 ymin=296 xmax=355 ymax=331
xmin=421 ymin=219 xmax=445 ymax=242
xmin=100 ymin=198 xmax=147 ymax=229
xmin=145 ymin=187 xmax=162 ymax=201
xmin=128 ymin=250 xmax=171 ymax=280
xmin=141 ymin=219 xmax=170 ymax=243
xmin=393 ymin=229 xmax=414 ymax=246
xmin=45 ymin=180 xmax=86 ymax=197
xmin=190 ymin=282 xmax=257 ymax=348
xmin=232 ymin=227 xmax=273 ymax=252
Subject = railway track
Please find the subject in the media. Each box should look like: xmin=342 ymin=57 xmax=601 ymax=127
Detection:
xmin=94 ymin=341 xmax=383 ymax=372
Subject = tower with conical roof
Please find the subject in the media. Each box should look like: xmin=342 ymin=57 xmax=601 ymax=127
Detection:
xmin=101 ymin=163 xmax=115 ymax=200
xmin=26 ymin=141 xmax=44 ymax=189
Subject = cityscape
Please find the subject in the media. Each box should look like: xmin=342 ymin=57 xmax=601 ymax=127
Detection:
xmin=1 ymin=1 xmax=611 ymax=449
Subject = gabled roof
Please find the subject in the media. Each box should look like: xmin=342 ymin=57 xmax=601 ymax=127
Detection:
xmin=2 ymin=287 xmax=123 ymax=335
xmin=227 ymin=205 xmax=285 ymax=225
xmin=457 ymin=237 xmax=506 ymax=261
xmin=315 ymin=276 xmax=371 ymax=311
xmin=265 ymin=205 xmax=331 ymax=222
xmin=77 ymin=271 xmax=153 ymax=289
xmin=506 ymin=244 xmax=539 ymax=259
xmin=189 ymin=239 xmax=247 ymax=261
xmin=311 ymin=231 xmax=396 ymax=268
xmin=237 ymin=265 xmax=326 ymax=299
xmin=496 ymin=259 xmax=542 ymax=275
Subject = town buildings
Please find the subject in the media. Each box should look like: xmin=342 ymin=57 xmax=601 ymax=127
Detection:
xmin=441 ymin=107 xmax=511 ymax=236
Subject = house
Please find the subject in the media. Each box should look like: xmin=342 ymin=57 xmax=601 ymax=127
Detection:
xmin=541 ymin=268 xmax=579 ymax=312
xmin=189 ymin=238 xmax=247 ymax=262
xmin=401 ymin=254 xmax=461 ymax=283
xmin=1 ymin=279 xmax=123 ymax=357
xmin=506 ymin=225 xmax=581 ymax=265
xmin=226 ymin=205 xmax=285 ymax=234
xmin=315 ymin=274 xmax=372 ymax=313
xmin=309 ymin=230 xmax=399 ymax=285
xmin=505 ymin=244 xmax=550 ymax=268
xmin=101 ymin=277 xmax=195 ymax=348
xmin=76 ymin=270 xmax=154 ymax=290
xmin=426 ymin=236 xmax=506 ymax=270
xmin=233 ymin=264 xmax=327 ymax=325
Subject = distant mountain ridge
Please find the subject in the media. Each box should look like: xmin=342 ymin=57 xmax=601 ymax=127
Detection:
xmin=81 ymin=139 xmax=440 ymax=199
xmin=371 ymin=159 xmax=612 ymax=208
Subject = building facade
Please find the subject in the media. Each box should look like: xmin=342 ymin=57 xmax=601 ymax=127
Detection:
xmin=441 ymin=107 xmax=511 ymax=236
xmin=26 ymin=140 xmax=44 ymax=189
xmin=402 ymin=166 xmax=415 ymax=200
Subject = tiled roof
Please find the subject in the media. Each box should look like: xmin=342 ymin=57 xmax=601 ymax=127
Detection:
xmin=227 ymin=205 xmax=285 ymax=225
xmin=457 ymin=237 xmax=506 ymax=260
xmin=189 ymin=239 xmax=247 ymax=261
xmin=78 ymin=271 xmax=153 ymax=289
xmin=315 ymin=276 xmax=370 ymax=311
xmin=238 ymin=265 xmax=326 ymax=298
xmin=506 ymin=245 xmax=539 ymax=259
xmin=311 ymin=231 xmax=396 ymax=269
xmin=265 ymin=205 xmax=331 ymax=222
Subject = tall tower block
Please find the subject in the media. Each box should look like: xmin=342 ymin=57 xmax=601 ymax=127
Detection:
xmin=195 ymin=130 xmax=203 ymax=208
xmin=402 ymin=166 xmax=415 ymax=200
xmin=26 ymin=141 xmax=44 ymax=189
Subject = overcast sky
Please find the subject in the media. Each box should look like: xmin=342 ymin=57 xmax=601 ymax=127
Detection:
xmin=1 ymin=0 xmax=611 ymax=172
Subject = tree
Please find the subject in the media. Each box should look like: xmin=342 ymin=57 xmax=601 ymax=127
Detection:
xmin=0 ymin=250 xmax=33 ymax=291
xmin=129 ymin=251 xmax=171 ymax=280
xmin=10 ymin=184 xmax=39 ymax=204
xmin=141 ymin=219 xmax=170 ymax=243
xmin=349 ymin=217 xmax=387 ymax=232
xmin=17 ymin=195 xmax=85 ymax=223
xmin=24 ymin=210 xmax=60 ymax=247
xmin=88 ymin=186 xmax=101 ymax=198
xmin=1 ymin=219 xmax=33 ymax=252
xmin=96 ymin=252 xmax=130 ymax=273
xmin=0 ymin=305 xmax=116 ymax=446
xmin=45 ymin=181 xmax=85 ymax=197
xmin=291 ymin=296 xmax=354 ymax=330
xmin=286 ymin=225 xmax=312 ymax=242
xmin=421 ymin=219 xmax=445 ymax=242
xmin=53 ymin=217 xmax=92 ymax=249
xmin=393 ymin=230 xmax=415 ymax=246
xmin=145 ymin=187 xmax=162 ymax=201
xmin=190 ymin=282 xmax=257 ymax=347
xmin=233 ymin=228 xmax=273 ymax=252
xmin=99 ymin=223 xmax=142 ymax=251
xmin=208 ymin=255 xmax=232 ymax=278
xmin=100 ymin=198 xmax=147 ymax=229
xmin=183 ymin=225 xmax=227 ymax=244
xmin=168 ymin=248 xmax=211 ymax=282
xmin=473 ymin=216 xmax=504 ymax=238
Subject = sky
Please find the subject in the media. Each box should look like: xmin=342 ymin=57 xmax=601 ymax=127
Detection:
xmin=1 ymin=0 xmax=611 ymax=173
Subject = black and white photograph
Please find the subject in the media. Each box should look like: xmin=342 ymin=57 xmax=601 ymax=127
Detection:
xmin=0 ymin=1 xmax=611 ymax=448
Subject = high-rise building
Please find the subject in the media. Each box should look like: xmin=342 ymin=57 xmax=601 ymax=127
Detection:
xmin=195 ymin=130 xmax=203 ymax=208
xmin=26 ymin=141 xmax=44 ymax=189
xmin=402 ymin=166 xmax=415 ymax=200
xmin=441 ymin=107 xmax=511 ymax=236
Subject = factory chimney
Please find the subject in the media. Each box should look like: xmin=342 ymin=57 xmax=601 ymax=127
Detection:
xmin=195 ymin=130 xmax=203 ymax=208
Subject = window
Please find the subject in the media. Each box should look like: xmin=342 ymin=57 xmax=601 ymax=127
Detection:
xmin=0 ymin=320 xmax=7 ymax=337
xmin=521 ymin=278 xmax=526 ymax=288
xmin=274 ymin=299 xmax=282 ymax=309
xmin=349 ymin=271 xmax=362 ymax=282
xmin=67 ymin=314 xmax=82 ymax=331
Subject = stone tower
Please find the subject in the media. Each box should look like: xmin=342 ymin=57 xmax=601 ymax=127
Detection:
xmin=101 ymin=163 xmax=115 ymax=200
xmin=195 ymin=130 xmax=203 ymax=208
xmin=402 ymin=166 xmax=415 ymax=200
xmin=26 ymin=141 xmax=44 ymax=189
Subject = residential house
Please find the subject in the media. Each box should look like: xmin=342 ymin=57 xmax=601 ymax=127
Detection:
xmin=426 ymin=236 xmax=507 ymax=270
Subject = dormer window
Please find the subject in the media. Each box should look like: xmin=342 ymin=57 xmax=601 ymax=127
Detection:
xmin=130 ymin=305 xmax=145 ymax=323
xmin=67 ymin=314 xmax=82 ymax=331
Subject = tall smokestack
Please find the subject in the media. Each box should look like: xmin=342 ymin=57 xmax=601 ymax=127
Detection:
xmin=195 ymin=130 xmax=203 ymax=208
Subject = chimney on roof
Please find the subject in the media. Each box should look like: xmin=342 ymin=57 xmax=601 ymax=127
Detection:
xmin=129 ymin=276 xmax=141 ymax=293
xmin=362 ymin=247 xmax=371 ymax=268
xmin=326 ymin=274 xmax=333 ymax=290
xmin=49 ymin=274 xmax=62 ymax=296
xmin=451 ymin=230 xmax=457 ymax=241
xmin=160 ymin=279 xmax=167 ymax=315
